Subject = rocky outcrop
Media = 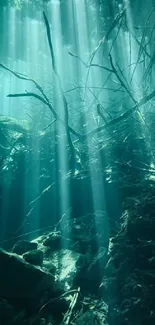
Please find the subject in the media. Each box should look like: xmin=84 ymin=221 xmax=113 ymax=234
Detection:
xmin=103 ymin=189 xmax=155 ymax=325
xmin=12 ymin=240 xmax=38 ymax=255
xmin=23 ymin=249 xmax=44 ymax=266
xmin=0 ymin=248 xmax=55 ymax=301
xmin=0 ymin=222 xmax=108 ymax=325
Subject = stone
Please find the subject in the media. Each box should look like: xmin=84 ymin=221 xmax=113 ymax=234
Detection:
xmin=12 ymin=240 xmax=38 ymax=255
xmin=43 ymin=231 xmax=61 ymax=250
xmin=74 ymin=310 xmax=105 ymax=325
xmin=23 ymin=249 xmax=44 ymax=266
xmin=0 ymin=248 xmax=55 ymax=308
xmin=43 ymin=248 xmax=81 ymax=291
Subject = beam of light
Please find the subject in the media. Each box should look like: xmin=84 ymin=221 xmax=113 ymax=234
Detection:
xmin=21 ymin=11 xmax=46 ymax=236
xmin=73 ymin=0 xmax=110 ymax=253
xmin=49 ymin=1 xmax=71 ymax=247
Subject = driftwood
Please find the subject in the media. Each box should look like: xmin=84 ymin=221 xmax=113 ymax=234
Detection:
xmin=31 ymin=288 xmax=81 ymax=325
xmin=61 ymin=287 xmax=80 ymax=325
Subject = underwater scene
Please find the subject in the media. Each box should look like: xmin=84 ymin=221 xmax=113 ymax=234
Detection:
xmin=0 ymin=0 xmax=155 ymax=324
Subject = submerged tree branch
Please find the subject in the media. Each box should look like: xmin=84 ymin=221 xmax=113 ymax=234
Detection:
xmin=83 ymin=5 xmax=127 ymax=99
xmin=0 ymin=63 xmax=49 ymax=104
xmin=62 ymin=287 xmax=80 ymax=325
xmin=68 ymin=52 xmax=113 ymax=73
xmin=7 ymin=88 xmax=155 ymax=140
xmin=109 ymin=54 xmax=137 ymax=104
xmin=7 ymin=91 xmax=81 ymax=139
xmin=1 ymin=3 xmax=155 ymax=148
xmin=43 ymin=12 xmax=56 ymax=73
xmin=97 ymin=103 xmax=108 ymax=123
xmin=85 ymin=88 xmax=155 ymax=137
xmin=7 ymin=92 xmax=57 ymax=119
xmin=0 ymin=61 xmax=83 ymax=140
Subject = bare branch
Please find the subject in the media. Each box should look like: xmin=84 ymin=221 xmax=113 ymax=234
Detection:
xmin=9 ymin=87 xmax=155 ymax=140
xmin=97 ymin=104 xmax=108 ymax=124
xmin=68 ymin=51 xmax=87 ymax=67
xmin=68 ymin=52 xmax=113 ymax=72
xmin=7 ymin=92 xmax=57 ymax=118
xmin=109 ymin=54 xmax=137 ymax=104
xmin=0 ymin=63 xmax=49 ymax=104
xmin=43 ymin=12 xmax=56 ymax=72
xmin=62 ymin=287 xmax=80 ymax=325
xmin=83 ymin=5 xmax=127 ymax=99
xmin=87 ymin=63 xmax=113 ymax=72
xmin=129 ymin=30 xmax=151 ymax=59
xmin=7 ymin=91 xmax=82 ymax=139
xmin=85 ymin=89 xmax=155 ymax=138
xmin=43 ymin=118 xmax=56 ymax=131
xmin=88 ymin=5 xmax=127 ymax=64
xmin=109 ymin=18 xmax=122 ymax=53
xmin=65 ymin=86 xmax=125 ymax=94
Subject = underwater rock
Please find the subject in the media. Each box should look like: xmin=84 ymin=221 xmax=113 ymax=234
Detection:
xmin=71 ymin=212 xmax=108 ymax=255
xmin=0 ymin=248 xmax=55 ymax=304
xmin=0 ymin=232 xmax=110 ymax=324
xmin=99 ymin=276 xmax=118 ymax=301
xmin=127 ymin=216 xmax=155 ymax=241
xmin=29 ymin=233 xmax=84 ymax=292
xmin=36 ymin=295 xmax=69 ymax=325
xmin=12 ymin=240 xmax=38 ymax=255
xmin=106 ymin=194 xmax=155 ymax=325
xmin=23 ymin=249 xmax=44 ymax=266
xmin=74 ymin=248 xmax=108 ymax=295
xmin=0 ymin=115 xmax=30 ymax=134
xmin=0 ymin=298 xmax=15 ymax=325
xmin=48 ymin=264 xmax=57 ymax=276
xmin=73 ymin=296 xmax=108 ymax=325
xmin=43 ymin=231 xmax=61 ymax=249
xmin=43 ymin=248 xmax=81 ymax=291
xmin=74 ymin=310 xmax=105 ymax=325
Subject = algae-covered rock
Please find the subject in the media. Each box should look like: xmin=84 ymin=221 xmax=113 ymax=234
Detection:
xmin=12 ymin=240 xmax=38 ymax=255
xmin=74 ymin=248 xmax=108 ymax=294
xmin=23 ymin=249 xmax=43 ymax=266
xmin=0 ymin=248 xmax=54 ymax=303
xmin=43 ymin=248 xmax=81 ymax=291
xmin=74 ymin=310 xmax=105 ymax=325
xmin=43 ymin=231 xmax=61 ymax=250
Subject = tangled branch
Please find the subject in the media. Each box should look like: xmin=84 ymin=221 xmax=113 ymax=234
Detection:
xmin=1 ymin=4 xmax=155 ymax=149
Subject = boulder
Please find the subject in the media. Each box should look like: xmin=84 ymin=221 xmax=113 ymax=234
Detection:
xmin=0 ymin=248 xmax=54 ymax=305
xmin=43 ymin=231 xmax=61 ymax=250
xmin=12 ymin=240 xmax=38 ymax=255
xmin=23 ymin=249 xmax=43 ymax=266
xmin=43 ymin=248 xmax=81 ymax=291
xmin=74 ymin=310 xmax=106 ymax=325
